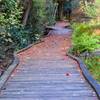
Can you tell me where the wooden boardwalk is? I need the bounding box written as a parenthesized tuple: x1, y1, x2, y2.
(0, 22, 98, 100)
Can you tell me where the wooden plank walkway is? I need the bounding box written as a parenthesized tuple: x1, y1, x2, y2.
(0, 21, 98, 100)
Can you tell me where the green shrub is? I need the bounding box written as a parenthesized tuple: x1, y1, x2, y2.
(71, 23, 100, 55)
(8, 26, 33, 50)
(0, 0, 22, 27)
(0, 0, 57, 51)
(0, 0, 22, 70)
(0, 0, 41, 51)
(84, 56, 100, 83)
(0, 29, 14, 70)
(72, 23, 93, 36)
(80, 0, 100, 18)
(0, 30, 12, 46)
(27, 0, 46, 36)
(83, 3, 97, 17)
(46, 0, 57, 25)
(27, 0, 57, 36)
(0, 0, 23, 49)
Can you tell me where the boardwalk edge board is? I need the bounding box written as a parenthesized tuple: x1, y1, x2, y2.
(0, 39, 44, 91)
(67, 53, 100, 99)
(0, 56, 19, 91)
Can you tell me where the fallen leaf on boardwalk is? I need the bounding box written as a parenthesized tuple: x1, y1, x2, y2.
(66, 72, 71, 76)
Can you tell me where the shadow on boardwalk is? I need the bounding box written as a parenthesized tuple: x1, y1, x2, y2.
(0, 21, 98, 100)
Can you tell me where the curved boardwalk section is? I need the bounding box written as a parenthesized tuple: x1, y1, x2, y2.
(0, 22, 98, 100)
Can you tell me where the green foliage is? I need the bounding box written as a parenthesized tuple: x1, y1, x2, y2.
(27, 0, 46, 36)
(9, 25, 40, 50)
(0, 0, 27, 50)
(0, 29, 12, 46)
(8, 26, 32, 50)
(71, 23, 100, 55)
(0, 0, 25, 70)
(0, 0, 43, 51)
(82, 3, 97, 17)
(84, 56, 100, 83)
(0, 0, 57, 71)
(80, 0, 100, 18)
(0, 28, 13, 60)
(72, 23, 92, 36)
(0, 0, 22, 26)
(46, 0, 57, 25)
(27, 0, 57, 36)
(0, 0, 57, 51)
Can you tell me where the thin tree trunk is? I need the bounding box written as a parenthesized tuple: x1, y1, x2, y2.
(22, 0, 32, 26)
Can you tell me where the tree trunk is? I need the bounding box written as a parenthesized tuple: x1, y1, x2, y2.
(22, 0, 32, 26)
